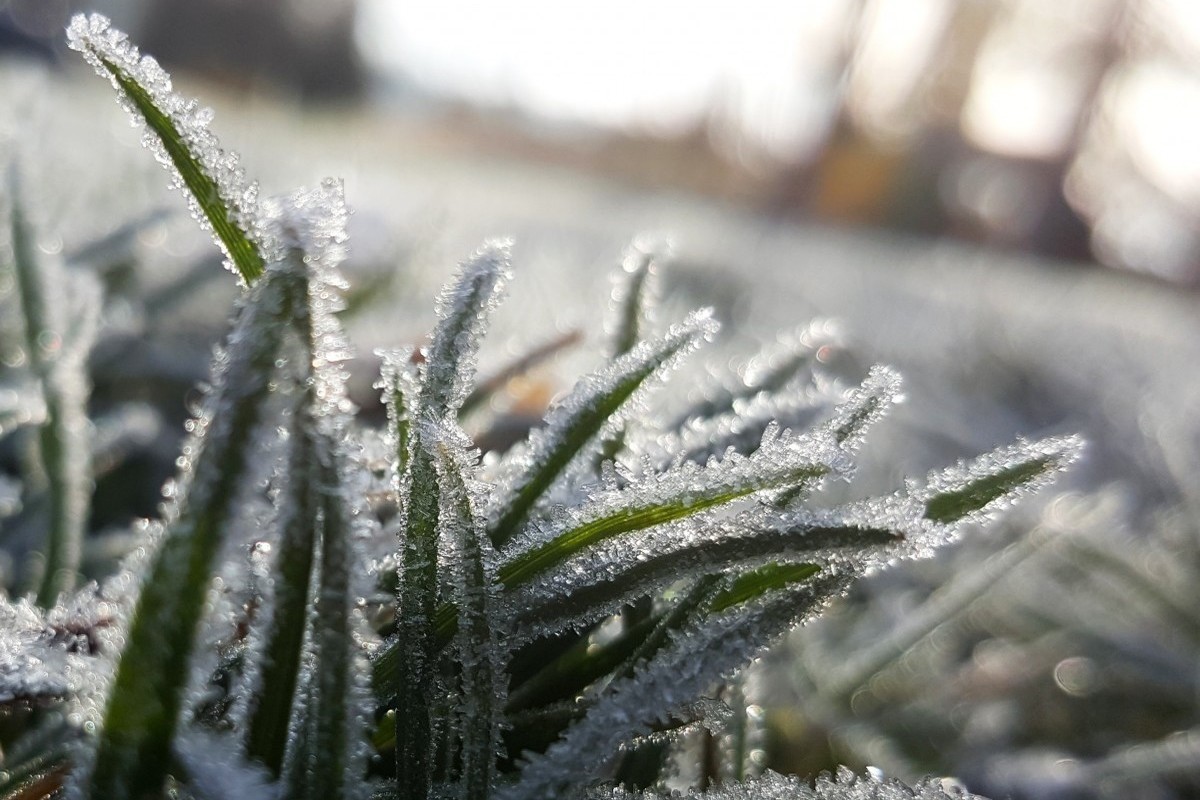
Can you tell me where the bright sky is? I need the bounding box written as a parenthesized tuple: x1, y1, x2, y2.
(356, 0, 850, 160)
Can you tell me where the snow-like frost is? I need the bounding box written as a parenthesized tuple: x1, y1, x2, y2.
(67, 13, 262, 283)
(173, 729, 281, 800)
(914, 434, 1084, 525)
(582, 766, 987, 798)
(421, 240, 512, 417)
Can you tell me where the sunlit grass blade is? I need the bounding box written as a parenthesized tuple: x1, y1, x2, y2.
(921, 435, 1083, 525)
(5, 166, 93, 607)
(512, 511, 883, 640)
(488, 310, 719, 549)
(708, 563, 822, 613)
(68, 14, 263, 284)
(497, 429, 841, 589)
(84, 262, 303, 800)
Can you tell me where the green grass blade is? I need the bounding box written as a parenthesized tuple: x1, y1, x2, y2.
(5, 167, 92, 607)
(922, 435, 1083, 525)
(489, 311, 718, 549)
(430, 427, 502, 797)
(84, 263, 302, 800)
(419, 241, 510, 417)
(68, 14, 264, 284)
(244, 427, 319, 777)
(708, 563, 821, 613)
(392, 433, 441, 800)
(283, 438, 359, 800)
(497, 433, 837, 589)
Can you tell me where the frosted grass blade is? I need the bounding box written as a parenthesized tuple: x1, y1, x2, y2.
(68, 14, 264, 284)
(429, 423, 503, 798)
(84, 260, 304, 800)
(5, 167, 94, 607)
(497, 427, 843, 590)
(393, 429, 441, 799)
(921, 435, 1083, 524)
(244, 427, 318, 776)
(499, 577, 849, 798)
(489, 310, 718, 548)
(512, 506, 885, 640)
(378, 349, 420, 505)
(708, 563, 822, 613)
(419, 241, 510, 418)
(283, 439, 360, 800)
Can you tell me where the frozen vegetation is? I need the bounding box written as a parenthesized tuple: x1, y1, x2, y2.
(0, 13, 1103, 800)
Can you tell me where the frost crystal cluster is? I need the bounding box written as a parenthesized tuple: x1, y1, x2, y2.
(0, 14, 1082, 800)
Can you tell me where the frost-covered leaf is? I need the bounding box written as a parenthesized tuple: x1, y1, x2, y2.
(243, 426, 319, 777)
(499, 577, 850, 798)
(497, 424, 846, 594)
(419, 240, 511, 418)
(428, 420, 504, 798)
(488, 310, 719, 549)
(67, 13, 264, 284)
(282, 436, 366, 800)
(919, 435, 1083, 525)
(83, 247, 306, 800)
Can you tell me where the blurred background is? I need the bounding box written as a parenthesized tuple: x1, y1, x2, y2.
(3, 0, 1200, 283)
(3, 2, 1200, 799)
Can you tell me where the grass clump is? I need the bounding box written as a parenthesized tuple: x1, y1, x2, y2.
(0, 14, 1081, 800)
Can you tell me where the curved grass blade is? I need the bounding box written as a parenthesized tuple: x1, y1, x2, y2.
(419, 241, 510, 418)
(488, 310, 719, 549)
(708, 562, 821, 614)
(498, 575, 850, 799)
(497, 428, 841, 590)
(68, 14, 264, 284)
(921, 435, 1083, 525)
(84, 260, 304, 800)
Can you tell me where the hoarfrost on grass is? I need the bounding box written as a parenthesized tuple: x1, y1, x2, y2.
(66, 13, 263, 283)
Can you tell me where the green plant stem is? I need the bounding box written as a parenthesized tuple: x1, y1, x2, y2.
(7, 169, 89, 607)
